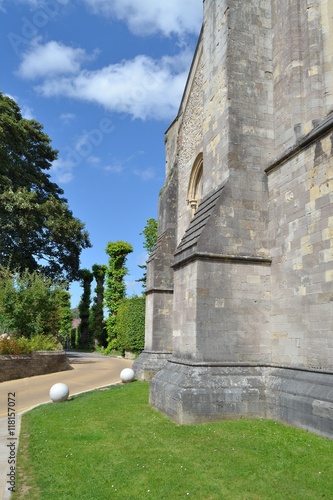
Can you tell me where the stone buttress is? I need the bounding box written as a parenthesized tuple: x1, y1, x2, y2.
(135, 0, 333, 437)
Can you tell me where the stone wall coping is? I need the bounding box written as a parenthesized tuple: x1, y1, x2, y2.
(172, 251, 272, 270)
(0, 350, 65, 359)
(168, 358, 333, 375)
(266, 112, 333, 173)
(145, 288, 174, 295)
(140, 350, 173, 355)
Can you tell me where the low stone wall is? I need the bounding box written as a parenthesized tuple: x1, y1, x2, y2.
(0, 350, 72, 382)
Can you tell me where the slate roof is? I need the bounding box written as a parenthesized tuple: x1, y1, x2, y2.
(175, 184, 224, 255)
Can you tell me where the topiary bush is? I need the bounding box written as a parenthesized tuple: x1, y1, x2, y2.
(115, 295, 145, 353)
(104, 241, 133, 345)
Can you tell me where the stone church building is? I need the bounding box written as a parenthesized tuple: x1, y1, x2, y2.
(133, 0, 333, 438)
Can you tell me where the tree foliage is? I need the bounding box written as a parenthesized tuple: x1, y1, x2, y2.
(104, 241, 133, 344)
(141, 218, 158, 253)
(90, 264, 107, 346)
(58, 290, 72, 342)
(78, 269, 93, 347)
(0, 92, 91, 281)
(0, 266, 70, 338)
(137, 218, 158, 289)
(115, 295, 145, 353)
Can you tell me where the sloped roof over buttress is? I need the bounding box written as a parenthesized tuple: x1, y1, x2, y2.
(174, 183, 225, 258)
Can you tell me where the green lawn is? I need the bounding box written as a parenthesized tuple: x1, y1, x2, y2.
(13, 382, 333, 499)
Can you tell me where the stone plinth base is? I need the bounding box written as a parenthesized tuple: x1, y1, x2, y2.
(150, 360, 267, 424)
(267, 367, 333, 439)
(150, 360, 333, 437)
(132, 351, 171, 381)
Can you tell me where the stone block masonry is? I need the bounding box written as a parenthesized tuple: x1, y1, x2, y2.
(134, 0, 333, 438)
(0, 351, 71, 382)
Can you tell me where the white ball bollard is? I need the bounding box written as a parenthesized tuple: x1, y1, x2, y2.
(49, 383, 70, 402)
(120, 368, 135, 383)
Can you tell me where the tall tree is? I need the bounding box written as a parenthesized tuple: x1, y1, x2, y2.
(90, 264, 107, 347)
(0, 266, 69, 338)
(58, 290, 72, 348)
(104, 241, 133, 345)
(137, 218, 158, 289)
(0, 92, 91, 281)
(78, 269, 93, 348)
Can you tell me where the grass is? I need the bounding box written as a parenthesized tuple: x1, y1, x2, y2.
(13, 382, 333, 499)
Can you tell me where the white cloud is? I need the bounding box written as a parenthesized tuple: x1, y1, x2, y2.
(74, 131, 91, 154)
(83, 0, 202, 37)
(8, 0, 69, 6)
(125, 279, 142, 295)
(133, 167, 155, 181)
(36, 50, 193, 120)
(59, 112, 76, 124)
(17, 40, 88, 80)
(50, 158, 75, 184)
(51, 123, 117, 183)
(104, 164, 124, 174)
(21, 103, 34, 119)
(86, 155, 101, 165)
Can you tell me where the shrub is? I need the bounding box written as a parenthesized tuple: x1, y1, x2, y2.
(104, 338, 119, 354)
(27, 334, 59, 351)
(0, 334, 59, 355)
(115, 295, 145, 353)
(0, 335, 30, 355)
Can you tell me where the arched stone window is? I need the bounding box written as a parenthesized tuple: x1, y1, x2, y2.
(187, 153, 203, 215)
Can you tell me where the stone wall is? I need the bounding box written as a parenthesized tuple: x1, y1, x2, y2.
(0, 350, 71, 382)
(267, 120, 333, 370)
(135, 0, 333, 437)
(272, 0, 333, 155)
(267, 367, 333, 439)
(176, 42, 203, 244)
(132, 111, 179, 379)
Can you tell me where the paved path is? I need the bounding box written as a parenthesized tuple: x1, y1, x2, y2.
(0, 352, 133, 499)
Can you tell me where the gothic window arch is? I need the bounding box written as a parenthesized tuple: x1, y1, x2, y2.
(187, 153, 203, 215)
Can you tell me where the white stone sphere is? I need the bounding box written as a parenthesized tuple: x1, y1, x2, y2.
(49, 383, 70, 402)
(120, 368, 135, 383)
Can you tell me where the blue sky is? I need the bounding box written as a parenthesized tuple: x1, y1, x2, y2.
(0, 0, 202, 307)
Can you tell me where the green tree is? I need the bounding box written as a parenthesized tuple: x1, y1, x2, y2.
(0, 92, 91, 281)
(78, 269, 93, 348)
(0, 266, 68, 338)
(141, 218, 158, 253)
(90, 264, 107, 347)
(104, 241, 133, 346)
(137, 218, 158, 289)
(58, 290, 72, 347)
